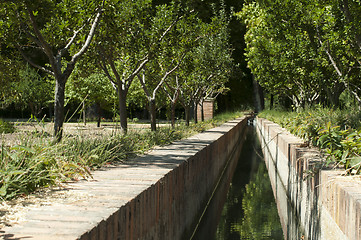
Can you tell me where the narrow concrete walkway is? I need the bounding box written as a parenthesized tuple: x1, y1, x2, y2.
(0, 119, 244, 240)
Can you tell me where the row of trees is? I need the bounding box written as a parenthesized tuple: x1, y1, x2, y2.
(0, 0, 235, 141)
(239, 0, 361, 110)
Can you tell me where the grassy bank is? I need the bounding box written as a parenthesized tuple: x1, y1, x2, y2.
(0, 111, 246, 200)
(258, 108, 361, 175)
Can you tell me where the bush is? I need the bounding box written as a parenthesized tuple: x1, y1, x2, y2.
(259, 108, 361, 174)
(0, 119, 15, 134)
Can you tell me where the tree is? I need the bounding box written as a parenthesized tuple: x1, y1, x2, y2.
(174, 7, 233, 124)
(0, 53, 22, 111)
(313, 0, 361, 107)
(239, 0, 361, 110)
(97, 0, 182, 133)
(66, 65, 116, 127)
(192, 7, 233, 121)
(137, 7, 198, 131)
(11, 65, 53, 118)
(1, 0, 105, 141)
(239, 1, 325, 109)
(138, 60, 182, 131)
(162, 74, 181, 127)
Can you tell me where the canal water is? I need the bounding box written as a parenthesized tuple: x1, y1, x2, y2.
(191, 126, 284, 240)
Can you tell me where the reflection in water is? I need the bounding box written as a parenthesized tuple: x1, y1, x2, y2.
(232, 164, 283, 239)
(190, 127, 284, 240)
(214, 127, 284, 240)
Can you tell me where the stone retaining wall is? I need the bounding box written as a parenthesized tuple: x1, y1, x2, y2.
(256, 117, 361, 240)
(1, 117, 248, 240)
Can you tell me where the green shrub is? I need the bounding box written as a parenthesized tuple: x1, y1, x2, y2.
(0, 119, 15, 134)
(259, 108, 361, 174)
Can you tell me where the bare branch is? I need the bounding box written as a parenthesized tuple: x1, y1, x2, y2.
(108, 57, 122, 86)
(26, 7, 55, 61)
(59, 9, 98, 57)
(162, 85, 172, 99)
(157, 14, 185, 44)
(98, 59, 118, 90)
(137, 73, 151, 98)
(153, 55, 184, 99)
(127, 57, 150, 89)
(316, 30, 343, 77)
(57, 25, 85, 59)
(70, 8, 103, 65)
(349, 82, 361, 92)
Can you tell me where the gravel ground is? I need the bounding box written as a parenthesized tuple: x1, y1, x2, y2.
(1, 121, 172, 146)
(0, 184, 92, 228)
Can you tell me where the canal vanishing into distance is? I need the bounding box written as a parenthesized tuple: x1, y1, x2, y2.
(191, 125, 285, 240)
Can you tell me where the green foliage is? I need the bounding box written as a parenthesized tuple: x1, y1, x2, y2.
(212, 110, 245, 122)
(13, 65, 53, 116)
(66, 70, 117, 114)
(237, 164, 283, 239)
(0, 120, 15, 134)
(127, 79, 148, 109)
(239, 0, 361, 109)
(0, 55, 21, 105)
(1, 0, 100, 52)
(259, 108, 361, 174)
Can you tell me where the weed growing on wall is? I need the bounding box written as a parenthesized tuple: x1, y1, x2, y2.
(259, 108, 361, 174)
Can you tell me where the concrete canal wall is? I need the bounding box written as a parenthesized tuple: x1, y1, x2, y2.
(1, 117, 248, 240)
(256, 117, 361, 240)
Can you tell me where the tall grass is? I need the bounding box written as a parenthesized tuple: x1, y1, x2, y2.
(0, 111, 246, 200)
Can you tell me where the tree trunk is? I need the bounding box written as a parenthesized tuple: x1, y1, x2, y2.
(83, 101, 86, 126)
(54, 78, 66, 142)
(149, 98, 157, 131)
(200, 100, 204, 122)
(193, 101, 198, 124)
(118, 88, 128, 133)
(171, 101, 176, 128)
(96, 102, 101, 128)
(48, 103, 53, 119)
(185, 105, 190, 126)
(270, 94, 274, 110)
(29, 102, 36, 118)
(326, 82, 345, 108)
(252, 75, 264, 113)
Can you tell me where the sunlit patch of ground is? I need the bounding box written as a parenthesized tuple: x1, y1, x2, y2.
(0, 185, 92, 228)
(1, 121, 172, 146)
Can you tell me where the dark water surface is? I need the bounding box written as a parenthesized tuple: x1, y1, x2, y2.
(191, 126, 284, 240)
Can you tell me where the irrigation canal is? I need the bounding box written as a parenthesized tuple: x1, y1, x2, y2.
(190, 125, 285, 240)
(1, 117, 357, 239)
